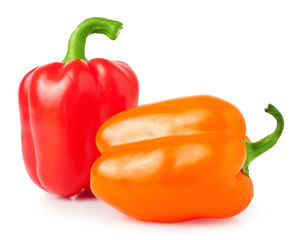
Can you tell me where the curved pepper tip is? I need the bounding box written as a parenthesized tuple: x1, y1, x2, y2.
(62, 17, 123, 64)
(242, 103, 284, 176)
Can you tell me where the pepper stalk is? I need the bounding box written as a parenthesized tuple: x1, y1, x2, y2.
(242, 104, 284, 176)
(62, 17, 123, 64)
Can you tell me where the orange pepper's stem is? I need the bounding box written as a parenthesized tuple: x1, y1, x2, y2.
(242, 104, 284, 176)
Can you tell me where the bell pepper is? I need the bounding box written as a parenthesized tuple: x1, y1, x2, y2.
(91, 95, 283, 222)
(18, 17, 139, 197)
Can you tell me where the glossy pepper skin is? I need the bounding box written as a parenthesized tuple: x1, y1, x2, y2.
(91, 95, 283, 222)
(18, 18, 139, 197)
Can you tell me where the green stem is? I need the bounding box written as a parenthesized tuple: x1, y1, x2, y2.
(62, 17, 123, 64)
(242, 104, 284, 176)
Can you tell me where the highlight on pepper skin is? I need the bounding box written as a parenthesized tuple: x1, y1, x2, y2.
(91, 95, 284, 222)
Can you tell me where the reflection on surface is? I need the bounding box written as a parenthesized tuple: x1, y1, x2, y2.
(174, 144, 210, 168)
(99, 149, 164, 179)
(103, 110, 212, 146)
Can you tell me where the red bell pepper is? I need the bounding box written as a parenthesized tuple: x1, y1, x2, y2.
(18, 17, 139, 197)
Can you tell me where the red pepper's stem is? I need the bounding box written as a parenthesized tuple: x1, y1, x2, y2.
(62, 17, 123, 64)
(242, 104, 284, 176)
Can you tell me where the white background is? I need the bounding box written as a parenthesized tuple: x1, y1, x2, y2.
(1, 0, 297, 239)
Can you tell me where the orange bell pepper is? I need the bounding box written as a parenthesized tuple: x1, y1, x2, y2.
(91, 95, 284, 222)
